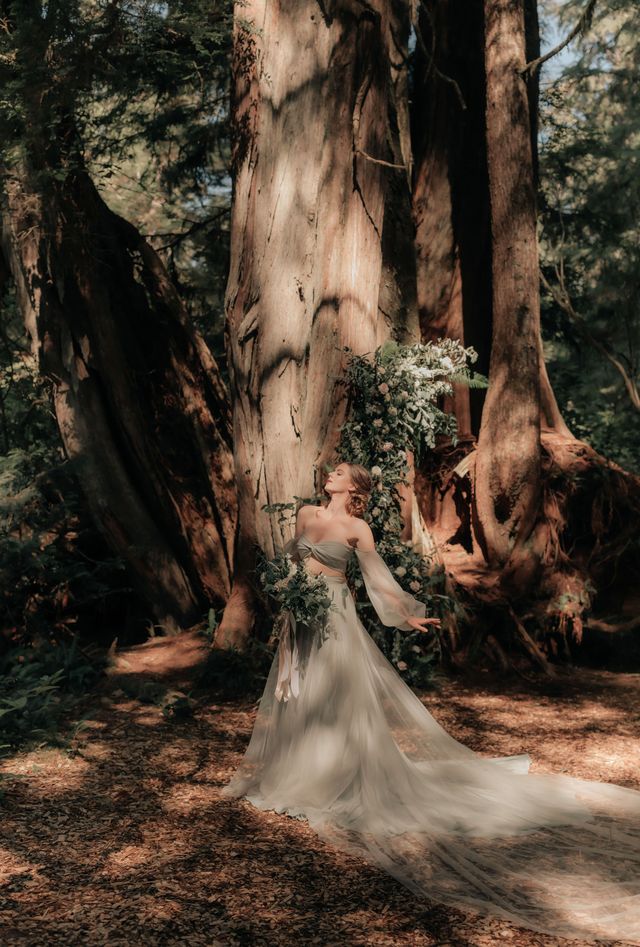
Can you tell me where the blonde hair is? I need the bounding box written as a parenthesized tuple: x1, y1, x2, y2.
(344, 463, 373, 519)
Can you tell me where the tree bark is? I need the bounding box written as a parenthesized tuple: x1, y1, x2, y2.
(1, 168, 236, 632)
(220, 0, 396, 648)
(411, 0, 488, 541)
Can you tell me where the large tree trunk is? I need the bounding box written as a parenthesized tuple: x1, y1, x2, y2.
(411, 0, 489, 542)
(0, 2, 237, 633)
(473, 0, 542, 579)
(1, 167, 236, 632)
(408, 0, 640, 669)
(219, 0, 397, 648)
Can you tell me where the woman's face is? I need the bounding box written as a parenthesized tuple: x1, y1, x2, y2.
(324, 463, 354, 497)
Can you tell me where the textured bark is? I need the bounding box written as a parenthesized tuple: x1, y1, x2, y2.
(1, 171, 236, 630)
(411, 0, 488, 542)
(413, 0, 494, 440)
(220, 0, 396, 648)
(377, 0, 420, 345)
(474, 0, 542, 575)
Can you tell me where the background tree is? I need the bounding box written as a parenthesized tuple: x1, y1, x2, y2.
(1, 0, 236, 633)
(407, 0, 640, 669)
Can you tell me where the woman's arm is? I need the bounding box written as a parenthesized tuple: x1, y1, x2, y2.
(283, 504, 316, 554)
(353, 520, 440, 633)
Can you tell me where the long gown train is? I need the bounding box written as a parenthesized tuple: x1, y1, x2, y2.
(221, 534, 640, 944)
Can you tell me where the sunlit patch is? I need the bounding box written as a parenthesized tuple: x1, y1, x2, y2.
(146, 742, 202, 777)
(161, 783, 214, 816)
(0, 747, 91, 794)
(100, 844, 157, 874)
(131, 706, 164, 726)
(0, 848, 42, 884)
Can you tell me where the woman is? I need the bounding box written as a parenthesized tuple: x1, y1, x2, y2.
(222, 463, 640, 943)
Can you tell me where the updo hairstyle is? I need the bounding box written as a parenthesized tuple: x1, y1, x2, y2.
(343, 463, 372, 519)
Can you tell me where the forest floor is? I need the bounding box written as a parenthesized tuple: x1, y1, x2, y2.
(0, 630, 638, 947)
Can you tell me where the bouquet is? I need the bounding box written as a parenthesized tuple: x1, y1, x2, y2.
(257, 548, 336, 701)
(259, 550, 334, 634)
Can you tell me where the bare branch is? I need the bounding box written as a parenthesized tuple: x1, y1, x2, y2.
(355, 148, 406, 170)
(540, 268, 640, 412)
(414, 1, 467, 111)
(521, 0, 597, 78)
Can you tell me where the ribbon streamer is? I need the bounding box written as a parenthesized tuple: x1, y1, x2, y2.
(274, 609, 300, 702)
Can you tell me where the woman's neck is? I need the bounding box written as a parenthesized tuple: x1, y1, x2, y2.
(323, 495, 348, 516)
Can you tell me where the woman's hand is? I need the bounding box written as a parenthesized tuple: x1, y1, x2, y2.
(405, 615, 441, 633)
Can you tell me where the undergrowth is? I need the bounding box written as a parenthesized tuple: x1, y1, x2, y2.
(0, 634, 106, 757)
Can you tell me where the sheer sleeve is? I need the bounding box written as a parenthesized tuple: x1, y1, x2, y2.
(283, 536, 298, 556)
(355, 547, 426, 631)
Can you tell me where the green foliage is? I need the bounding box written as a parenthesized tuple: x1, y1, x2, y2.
(256, 548, 334, 628)
(539, 0, 640, 471)
(335, 340, 483, 682)
(0, 447, 130, 640)
(0, 287, 55, 455)
(340, 338, 485, 477)
(0, 635, 105, 754)
(0, 0, 233, 374)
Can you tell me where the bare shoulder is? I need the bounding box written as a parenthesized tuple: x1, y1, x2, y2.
(297, 504, 321, 528)
(350, 517, 375, 552)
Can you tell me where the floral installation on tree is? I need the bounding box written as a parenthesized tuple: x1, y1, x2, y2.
(336, 339, 486, 686)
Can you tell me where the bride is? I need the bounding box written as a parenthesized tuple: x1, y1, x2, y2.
(221, 462, 640, 944)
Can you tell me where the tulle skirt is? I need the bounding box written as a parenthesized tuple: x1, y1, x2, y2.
(221, 573, 640, 943)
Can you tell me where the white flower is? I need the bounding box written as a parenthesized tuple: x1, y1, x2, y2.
(397, 660, 408, 670)
(400, 390, 410, 399)
(388, 406, 398, 416)
(382, 441, 393, 451)
(394, 566, 407, 577)
(370, 465, 382, 478)
(441, 356, 454, 371)
(371, 506, 381, 516)
(378, 367, 386, 375)
(409, 580, 421, 592)
(378, 382, 389, 394)
(373, 418, 383, 428)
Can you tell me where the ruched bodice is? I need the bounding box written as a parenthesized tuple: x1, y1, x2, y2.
(284, 533, 355, 573)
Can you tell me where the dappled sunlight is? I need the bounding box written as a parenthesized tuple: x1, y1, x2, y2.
(0, 847, 42, 885)
(0, 746, 92, 795)
(161, 784, 215, 817)
(146, 741, 203, 777)
(100, 844, 159, 875)
(130, 705, 165, 726)
(0, 667, 636, 945)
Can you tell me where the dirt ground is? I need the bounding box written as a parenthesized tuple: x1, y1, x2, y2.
(0, 631, 638, 947)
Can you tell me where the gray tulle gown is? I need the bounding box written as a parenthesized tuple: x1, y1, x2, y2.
(221, 533, 640, 944)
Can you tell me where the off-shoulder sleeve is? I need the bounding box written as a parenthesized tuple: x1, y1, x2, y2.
(355, 548, 426, 631)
